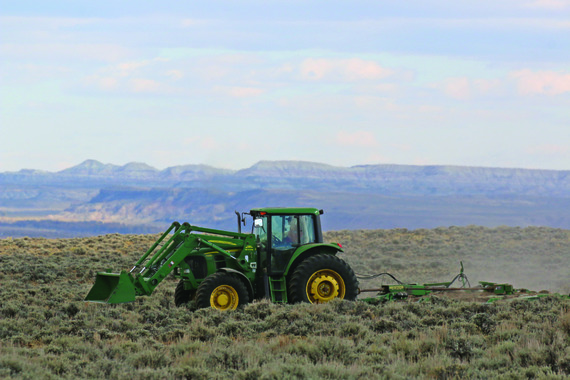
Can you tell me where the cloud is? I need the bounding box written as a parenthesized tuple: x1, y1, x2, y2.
(433, 77, 502, 100)
(84, 76, 118, 90)
(431, 70, 570, 100)
(214, 86, 264, 98)
(83, 74, 181, 95)
(510, 69, 570, 95)
(1, 43, 132, 63)
(130, 78, 162, 93)
(524, 0, 570, 10)
(108, 58, 169, 77)
(473, 78, 502, 94)
(1, 15, 100, 28)
(391, 143, 412, 152)
(364, 153, 390, 163)
(180, 18, 213, 28)
(0, 63, 71, 85)
(80, 58, 181, 95)
(526, 144, 569, 155)
(299, 58, 393, 82)
(336, 131, 379, 147)
(199, 137, 218, 150)
(182, 136, 227, 150)
(82, 74, 177, 95)
(442, 77, 471, 100)
(165, 70, 184, 80)
(115, 61, 150, 76)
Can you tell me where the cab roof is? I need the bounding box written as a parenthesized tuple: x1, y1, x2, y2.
(250, 207, 323, 215)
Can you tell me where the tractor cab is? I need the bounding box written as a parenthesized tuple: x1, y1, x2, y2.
(243, 207, 357, 304)
(248, 208, 324, 276)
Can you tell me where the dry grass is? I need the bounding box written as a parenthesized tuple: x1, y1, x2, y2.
(0, 228, 569, 378)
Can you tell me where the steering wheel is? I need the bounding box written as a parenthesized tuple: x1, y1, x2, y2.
(272, 235, 282, 246)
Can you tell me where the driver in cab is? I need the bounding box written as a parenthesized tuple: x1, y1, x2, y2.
(283, 219, 299, 246)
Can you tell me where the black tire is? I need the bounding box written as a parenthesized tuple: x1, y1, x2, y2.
(196, 272, 250, 310)
(289, 254, 358, 304)
(174, 279, 196, 307)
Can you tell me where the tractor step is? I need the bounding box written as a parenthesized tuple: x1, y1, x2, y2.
(269, 276, 288, 303)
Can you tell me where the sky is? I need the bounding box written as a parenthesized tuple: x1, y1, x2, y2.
(1, 0, 570, 172)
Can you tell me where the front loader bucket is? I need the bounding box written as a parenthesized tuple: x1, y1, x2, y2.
(85, 270, 136, 304)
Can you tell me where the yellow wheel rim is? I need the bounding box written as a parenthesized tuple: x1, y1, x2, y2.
(306, 269, 346, 303)
(210, 285, 239, 310)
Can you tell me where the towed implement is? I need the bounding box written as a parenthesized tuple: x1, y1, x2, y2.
(86, 208, 359, 309)
(357, 263, 570, 304)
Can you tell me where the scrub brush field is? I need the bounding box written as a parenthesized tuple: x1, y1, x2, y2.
(1, 227, 569, 379)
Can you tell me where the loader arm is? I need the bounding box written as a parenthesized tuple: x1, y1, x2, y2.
(85, 222, 255, 304)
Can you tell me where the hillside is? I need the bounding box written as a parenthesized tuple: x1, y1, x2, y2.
(0, 227, 569, 378)
(1, 160, 569, 237)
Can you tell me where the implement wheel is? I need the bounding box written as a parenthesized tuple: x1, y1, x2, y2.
(174, 280, 196, 307)
(289, 254, 359, 304)
(196, 272, 249, 311)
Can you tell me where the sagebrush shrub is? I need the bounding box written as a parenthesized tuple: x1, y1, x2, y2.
(0, 232, 569, 379)
(471, 312, 496, 334)
(558, 310, 570, 337)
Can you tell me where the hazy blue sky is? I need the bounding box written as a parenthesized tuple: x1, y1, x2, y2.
(1, 0, 569, 172)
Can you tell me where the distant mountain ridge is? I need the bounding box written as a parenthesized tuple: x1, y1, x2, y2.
(4, 159, 569, 194)
(1, 160, 569, 237)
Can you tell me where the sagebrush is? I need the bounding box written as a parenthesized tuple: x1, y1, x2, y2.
(0, 227, 569, 379)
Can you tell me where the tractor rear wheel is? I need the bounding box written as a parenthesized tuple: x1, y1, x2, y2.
(196, 272, 249, 310)
(289, 254, 358, 304)
(174, 280, 197, 307)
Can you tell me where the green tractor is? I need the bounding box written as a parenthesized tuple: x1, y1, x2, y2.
(85, 207, 359, 310)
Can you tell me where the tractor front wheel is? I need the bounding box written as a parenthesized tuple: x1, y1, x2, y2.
(289, 254, 358, 304)
(196, 272, 249, 311)
(174, 280, 197, 307)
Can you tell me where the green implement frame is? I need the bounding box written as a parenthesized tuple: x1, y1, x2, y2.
(359, 281, 519, 304)
(357, 262, 570, 304)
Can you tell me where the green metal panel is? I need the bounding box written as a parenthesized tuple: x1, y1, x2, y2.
(480, 281, 515, 295)
(283, 243, 343, 275)
(250, 207, 322, 216)
(85, 271, 137, 304)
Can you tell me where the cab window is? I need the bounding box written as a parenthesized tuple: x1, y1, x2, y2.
(269, 214, 316, 274)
